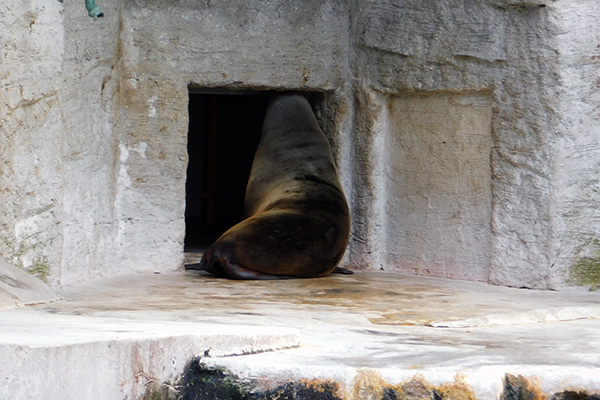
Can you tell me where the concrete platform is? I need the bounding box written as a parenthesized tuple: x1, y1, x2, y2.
(1, 271, 600, 399)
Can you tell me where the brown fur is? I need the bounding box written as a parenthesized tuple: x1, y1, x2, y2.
(188, 94, 351, 279)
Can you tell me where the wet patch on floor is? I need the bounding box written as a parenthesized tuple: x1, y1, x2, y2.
(48, 271, 600, 329)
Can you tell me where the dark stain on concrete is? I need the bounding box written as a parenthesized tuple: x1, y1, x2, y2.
(258, 381, 342, 400)
(143, 358, 342, 400)
(143, 361, 600, 400)
(550, 391, 600, 400)
(501, 374, 600, 400)
(501, 374, 544, 400)
(176, 359, 250, 399)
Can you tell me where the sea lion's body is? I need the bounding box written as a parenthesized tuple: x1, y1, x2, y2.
(188, 94, 351, 280)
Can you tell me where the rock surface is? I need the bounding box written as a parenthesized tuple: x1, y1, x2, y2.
(0, 256, 60, 310)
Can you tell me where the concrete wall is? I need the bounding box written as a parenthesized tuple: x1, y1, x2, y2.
(347, 0, 600, 289)
(383, 93, 493, 281)
(0, 0, 598, 289)
(0, 0, 353, 287)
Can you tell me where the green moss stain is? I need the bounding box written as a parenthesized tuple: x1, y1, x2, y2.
(26, 255, 51, 282)
(570, 257, 600, 290)
(570, 239, 600, 291)
(1, 232, 52, 283)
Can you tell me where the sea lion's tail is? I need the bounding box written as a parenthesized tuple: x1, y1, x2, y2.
(332, 267, 353, 275)
(184, 249, 229, 278)
(186, 244, 290, 280)
(184, 263, 203, 271)
(184, 248, 212, 271)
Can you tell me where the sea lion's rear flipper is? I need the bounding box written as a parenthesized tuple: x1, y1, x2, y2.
(332, 267, 353, 275)
(222, 262, 291, 280)
(184, 260, 230, 278)
(184, 263, 203, 270)
(184, 249, 229, 278)
(187, 247, 290, 280)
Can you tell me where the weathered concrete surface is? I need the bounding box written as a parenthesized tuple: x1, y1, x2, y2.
(550, 2, 600, 291)
(0, 256, 59, 310)
(379, 93, 493, 281)
(1, 271, 599, 399)
(1, 0, 599, 290)
(346, 0, 600, 289)
(0, 311, 299, 399)
(0, 0, 353, 288)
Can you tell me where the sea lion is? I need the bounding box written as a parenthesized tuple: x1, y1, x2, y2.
(186, 93, 351, 279)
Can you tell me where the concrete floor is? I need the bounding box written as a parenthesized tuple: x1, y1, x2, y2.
(1, 270, 600, 399)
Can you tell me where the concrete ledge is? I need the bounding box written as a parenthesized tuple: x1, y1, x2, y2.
(200, 358, 600, 400)
(0, 313, 299, 399)
(1, 271, 599, 399)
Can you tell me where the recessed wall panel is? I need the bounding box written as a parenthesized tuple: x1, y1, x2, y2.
(385, 93, 492, 281)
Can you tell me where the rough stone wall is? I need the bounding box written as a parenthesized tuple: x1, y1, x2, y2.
(488, 2, 563, 289)
(549, 1, 600, 289)
(111, 0, 353, 288)
(346, 0, 600, 289)
(0, 0, 353, 287)
(383, 93, 493, 281)
(0, 0, 160, 286)
(348, 0, 550, 284)
(1, 0, 67, 284)
(1, 0, 598, 289)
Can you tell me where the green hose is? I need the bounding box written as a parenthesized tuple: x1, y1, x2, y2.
(85, 0, 104, 19)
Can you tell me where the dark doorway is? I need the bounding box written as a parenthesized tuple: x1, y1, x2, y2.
(185, 91, 269, 250)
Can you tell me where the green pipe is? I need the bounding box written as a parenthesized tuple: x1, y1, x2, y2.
(85, 0, 104, 19)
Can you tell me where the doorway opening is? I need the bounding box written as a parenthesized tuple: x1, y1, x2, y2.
(185, 91, 268, 250)
(185, 88, 327, 253)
